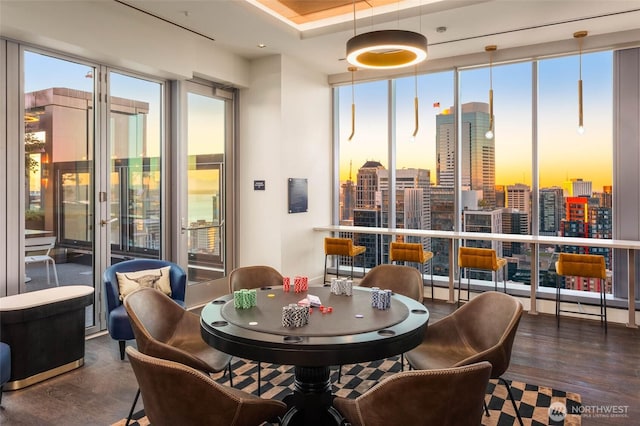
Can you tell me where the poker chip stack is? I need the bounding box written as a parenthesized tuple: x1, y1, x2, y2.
(371, 288, 391, 310)
(283, 276, 291, 292)
(345, 279, 353, 296)
(294, 275, 309, 293)
(282, 303, 310, 327)
(330, 278, 353, 296)
(370, 287, 380, 307)
(233, 289, 257, 309)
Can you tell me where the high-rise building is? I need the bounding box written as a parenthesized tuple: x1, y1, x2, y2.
(539, 187, 564, 236)
(506, 183, 531, 215)
(436, 102, 496, 208)
(462, 208, 504, 280)
(560, 196, 612, 259)
(562, 178, 592, 197)
(340, 164, 356, 222)
(356, 160, 384, 208)
(502, 208, 529, 257)
(353, 209, 382, 269)
(595, 185, 613, 209)
(430, 186, 454, 276)
(355, 167, 432, 266)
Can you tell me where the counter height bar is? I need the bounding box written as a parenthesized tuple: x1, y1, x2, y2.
(314, 225, 640, 328)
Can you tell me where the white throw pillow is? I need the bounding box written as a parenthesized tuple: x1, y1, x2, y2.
(116, 266, 172, 301)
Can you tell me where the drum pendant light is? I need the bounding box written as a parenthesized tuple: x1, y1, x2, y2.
(346, 1, 427, 70)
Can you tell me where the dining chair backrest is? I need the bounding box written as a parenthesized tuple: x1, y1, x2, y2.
(333, 361, 492, 426)
(125, 347, 287, 426)
(124, 287, 225, 373)
(359, 264, 423, 302)
(228, 265, 283, 292)
(25, 236, 56, 255)
(452, 291, 523, 377)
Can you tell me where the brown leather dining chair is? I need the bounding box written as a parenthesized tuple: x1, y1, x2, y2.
(359, 264, 424, 303)
(337, 264, 424, 381)
(123, 287, 233, 425)
(126, 347, 287, 426)
(228, 265, 284, 395)
(405, 291, 524, 426)
(333, 361, 492, 426)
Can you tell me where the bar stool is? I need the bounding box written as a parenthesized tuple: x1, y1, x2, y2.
(323, 237, 366, 283)
(389, 242, 435, 300)
(555, 253, 607, 332)
(458, 247, 507, 307)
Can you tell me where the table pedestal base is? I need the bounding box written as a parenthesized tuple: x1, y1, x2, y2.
(281, 366, 343, 426)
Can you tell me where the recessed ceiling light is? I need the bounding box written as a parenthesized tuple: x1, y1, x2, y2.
(257, 43, 267, 48)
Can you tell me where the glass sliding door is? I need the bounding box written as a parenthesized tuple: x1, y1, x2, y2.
(176, 80, 234, 304)
(23, 50, 98, 330)
(184, 89, 227, 282)
(108, 72, 163, 262)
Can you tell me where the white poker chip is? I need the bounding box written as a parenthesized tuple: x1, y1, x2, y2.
(355, 314, 364, 318)
(249, 321, 258, 326)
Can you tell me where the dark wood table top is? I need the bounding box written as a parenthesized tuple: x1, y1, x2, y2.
(200, 285, 429, 366)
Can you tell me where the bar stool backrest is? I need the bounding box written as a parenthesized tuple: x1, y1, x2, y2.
(556, 253, 606, 279)
(458, 247, 499, 271)
(389, 242, 426, 264)
(325, 237, 355, 256)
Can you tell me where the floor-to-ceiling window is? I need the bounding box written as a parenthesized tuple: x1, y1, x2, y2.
(108, 71, 164, 261)
(538, 51, 613, 294)
(2, 41, 169, 333)
(22, 50, 99, 330)
(395, 71, 455, 278)
(334, 50, 619, 303)
(459, 61, 533, 285)
(174, 80, 236, 306)
(336, 80, 388, 271)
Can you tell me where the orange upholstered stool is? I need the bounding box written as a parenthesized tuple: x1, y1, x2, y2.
(555, 253, 608, 332)
(458, 247, 507, 306)
(389, 242, 435, 300)
(324, 237, 366, 283)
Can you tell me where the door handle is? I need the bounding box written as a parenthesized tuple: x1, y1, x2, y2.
(100, 217, 118, 226)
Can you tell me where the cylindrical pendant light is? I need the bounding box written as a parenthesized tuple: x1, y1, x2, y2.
(348, 66, 357, 141)
(485, 45, 497, 140)
(412, 65, 419, 139)
(574, 31, 587, 135)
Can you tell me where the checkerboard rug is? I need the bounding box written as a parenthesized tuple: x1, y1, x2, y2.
(114, 356, 581, 426)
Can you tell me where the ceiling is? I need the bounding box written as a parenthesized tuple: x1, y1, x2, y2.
(120, 0, 640, 76)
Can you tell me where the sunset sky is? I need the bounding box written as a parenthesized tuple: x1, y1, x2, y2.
(338, 50, 613, 192)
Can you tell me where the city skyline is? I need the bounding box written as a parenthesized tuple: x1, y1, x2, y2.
(338, 50, 613, 190)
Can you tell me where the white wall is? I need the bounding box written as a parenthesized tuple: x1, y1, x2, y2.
(0, 0, 249, 87)
(238, 55, 332, 282)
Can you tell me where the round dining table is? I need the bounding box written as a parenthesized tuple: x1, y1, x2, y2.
(200, 285, 429, 426)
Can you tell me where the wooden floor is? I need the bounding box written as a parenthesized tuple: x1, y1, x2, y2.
(0, 298, 638, 425)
